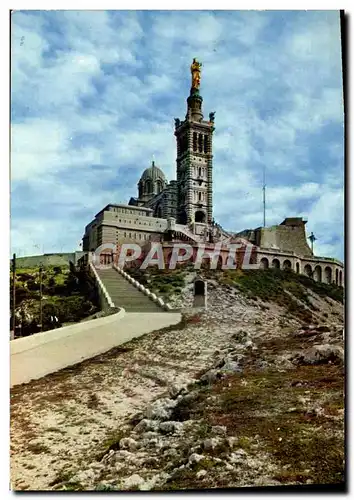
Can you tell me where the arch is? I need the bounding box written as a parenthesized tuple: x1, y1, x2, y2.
(195, 210, 206, 223)
(335, 269, 339, 285)
(193, 132, 197, 152)
(272, 258, 280, 269)
(179, 210, 188, 225)
(314, 265, 322, 282)
(296, 262, 300, 273)
(138, 182, 143, 198)
(194, 279, 206, 296)
(145, 180, 153, 194)
(216, 255, 224, 270)
(154, 204, 163, 218)
(339, 270, 343, 287)
(204, 135, 208, 153)
(283, 259, 292, 270)
(304, 264, 312, 277)
(324, 266, 332, 284)
(260, 257, 269, 270)
(156, 180, 163, 194)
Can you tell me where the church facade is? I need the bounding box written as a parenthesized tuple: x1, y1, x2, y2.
(82, 59, 344, 287)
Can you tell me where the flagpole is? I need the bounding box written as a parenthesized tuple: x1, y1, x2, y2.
(262, 164, 266, 228)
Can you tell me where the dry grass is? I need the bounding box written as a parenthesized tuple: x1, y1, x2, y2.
(169, 364, 344, 486)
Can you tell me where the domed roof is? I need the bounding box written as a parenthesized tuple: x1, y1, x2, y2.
(140, 161, 166, 183)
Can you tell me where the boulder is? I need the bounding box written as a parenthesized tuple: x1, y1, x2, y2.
(159, 421, 183, 434)
(292, 344, 344, 365)
(119, 437, 139, 451)
(211, 425, 227, 436)
(122, 474, 146, 490)
(134, 419, 159, 433)
(188, 453, 205, 465)
(146, 398, 177, 421)
(203, 437, 223, 452)
(200, 369, 222, 385)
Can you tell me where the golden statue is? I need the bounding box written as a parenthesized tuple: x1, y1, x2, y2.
(191, 58, 202, 89)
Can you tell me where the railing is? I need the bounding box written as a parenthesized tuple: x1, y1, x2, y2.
(89, 262, 115, 309)
(174, 224, 203, 243)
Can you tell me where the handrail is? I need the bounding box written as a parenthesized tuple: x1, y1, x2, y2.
(89, 262, 115, 308)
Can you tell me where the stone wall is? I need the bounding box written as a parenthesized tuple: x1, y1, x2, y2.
(256, 250, 344, 287)
(83, 205, 169, 250)
(256, 219, 313, 257)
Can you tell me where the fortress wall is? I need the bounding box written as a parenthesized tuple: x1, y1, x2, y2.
(259, 224, 313, 257)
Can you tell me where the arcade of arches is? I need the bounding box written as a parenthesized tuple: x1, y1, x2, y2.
(258, 256, 343, 286)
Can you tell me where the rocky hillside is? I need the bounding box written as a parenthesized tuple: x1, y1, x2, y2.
(10, 268, 344, 491)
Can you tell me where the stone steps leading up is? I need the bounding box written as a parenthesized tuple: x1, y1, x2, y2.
(96, 268, 163, 313)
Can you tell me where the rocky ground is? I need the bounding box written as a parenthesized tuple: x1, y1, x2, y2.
(10, 272, 344, 491)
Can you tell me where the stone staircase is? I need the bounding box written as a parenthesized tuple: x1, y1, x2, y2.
(174, 223, 203, 243)
(95, 267, 163, 313)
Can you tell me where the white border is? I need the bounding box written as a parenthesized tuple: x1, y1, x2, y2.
(4, 5, 350, 499)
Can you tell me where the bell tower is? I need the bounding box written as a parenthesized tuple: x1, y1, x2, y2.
(174, 58, 215, 227)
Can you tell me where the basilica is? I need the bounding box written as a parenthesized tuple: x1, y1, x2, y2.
(82, 59, 344, 287)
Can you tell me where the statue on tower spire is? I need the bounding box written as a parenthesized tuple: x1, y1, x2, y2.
(191, 58, 202, 90)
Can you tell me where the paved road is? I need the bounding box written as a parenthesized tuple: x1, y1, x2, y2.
(10, 311, 181, 387)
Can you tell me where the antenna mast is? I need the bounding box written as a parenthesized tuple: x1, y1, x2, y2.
(262, 164, 266, 227)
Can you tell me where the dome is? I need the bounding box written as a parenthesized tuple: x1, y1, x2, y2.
(140, 161, 166, 183)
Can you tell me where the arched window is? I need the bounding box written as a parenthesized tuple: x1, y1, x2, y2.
(145, 180, 152, 194)
(283, 260, 292, 270)
(198, 167, 202, 177)
(193, 132, 197, 152)
(296, 262, 300, 273)
(156, 180, 163, 194)
(155, 204, 162, 218)
(272, 259, 280, 269)
(198, 134, 203, 153)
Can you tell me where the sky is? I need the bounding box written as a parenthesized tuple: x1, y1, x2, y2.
(10, 10, 344, 260)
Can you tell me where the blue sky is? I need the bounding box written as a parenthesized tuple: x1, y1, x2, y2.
(11, 10, 344, 260)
